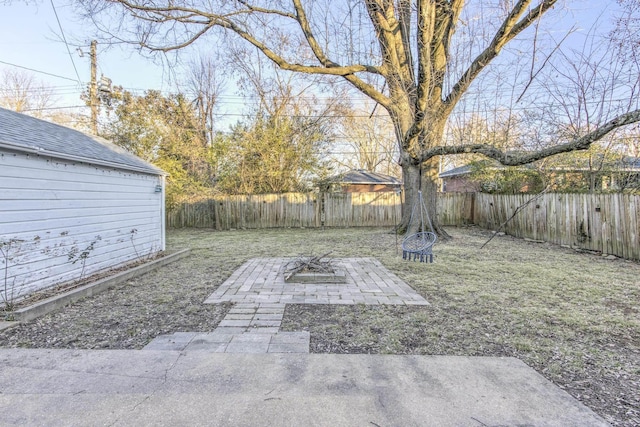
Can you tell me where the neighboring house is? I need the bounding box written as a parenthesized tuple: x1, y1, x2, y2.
(440, 156, 640, 193)
(0, 107, 166, 301)
(613, 156, 640, 190)
(546, 156, 640, 192)
(439, 165, 480, 193)
(319, 169, 402, 193)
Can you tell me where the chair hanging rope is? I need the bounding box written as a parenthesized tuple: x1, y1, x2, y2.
(402, 191, 437, 263)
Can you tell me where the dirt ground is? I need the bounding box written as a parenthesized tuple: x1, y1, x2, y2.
(0, 226, 638, 426)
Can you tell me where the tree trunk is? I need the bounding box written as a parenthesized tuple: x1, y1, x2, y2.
(392, 106, 450, 239)
(399, 158, 451, 239)
(400, 161, 421, 234)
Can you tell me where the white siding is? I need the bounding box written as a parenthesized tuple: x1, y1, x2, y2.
(0, 149, 164, 301)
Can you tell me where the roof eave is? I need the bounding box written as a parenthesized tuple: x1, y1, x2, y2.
(0, 140, 167, 176)
(341, 181, 402, 185)
(439, 171, 471, 178)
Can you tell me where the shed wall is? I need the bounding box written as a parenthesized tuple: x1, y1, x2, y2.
(0, 149, 164, 301)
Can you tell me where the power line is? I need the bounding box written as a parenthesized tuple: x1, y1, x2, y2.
(0, 60, 79, 82)
(49, 0, 82, 85)
(20, 105, 87, 112)
(0, 86, 79, 95)
(17, 97, 638, 119)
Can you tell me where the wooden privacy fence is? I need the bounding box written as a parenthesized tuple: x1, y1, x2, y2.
(167, 192, 407, 230)
(167, 193, 319, 229)
(323, 192, 403, 227)
(167, 192, 639, 260)
(436, 192, 475, 225)
(473, 193, 640, 261)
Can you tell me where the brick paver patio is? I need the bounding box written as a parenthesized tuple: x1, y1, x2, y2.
(204, 257, 428, 306)
(145, 257, 428, 353)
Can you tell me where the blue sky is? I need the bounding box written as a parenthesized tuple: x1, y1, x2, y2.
(0, 1, 622, 117)
(0, 1, 169, 109)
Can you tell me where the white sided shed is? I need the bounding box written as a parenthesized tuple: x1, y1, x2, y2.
(0, 107, 166, 301)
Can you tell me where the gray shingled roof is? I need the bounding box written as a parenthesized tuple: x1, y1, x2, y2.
(440, 157, 640, 177)
(328, 169, 402, 185)
(621, 156, 640, 170)
(0, 107, 164, 175)
(438, 165, 473, 178)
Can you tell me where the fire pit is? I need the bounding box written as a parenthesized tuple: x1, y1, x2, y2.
(283, 253, 347, 284)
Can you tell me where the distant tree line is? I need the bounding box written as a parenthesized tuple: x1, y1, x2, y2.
(98, 87, 335, 208)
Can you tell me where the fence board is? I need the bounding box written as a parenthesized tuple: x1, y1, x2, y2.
(438, 193, 475, 225)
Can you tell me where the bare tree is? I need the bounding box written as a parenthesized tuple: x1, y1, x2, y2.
(210, 49, 343, 193)
(79, 0, 640, 234)
(228, 43, 347, 123)
(0, 69, 55, 117)
(46, 110, 93, 133)
(337, 104, 400, 177)
(184, 55, 225, 146)
(611, 0, 640, 65)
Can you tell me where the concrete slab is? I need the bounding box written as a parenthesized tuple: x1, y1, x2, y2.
(224, 341, 270, 353)
(218, 319, 252, 327)
(224, 314, 255, 320)
(142, 332, 197, 351)
(250, 320, 281, 327)
(267, 342, 309, 353)
(147, 330, 312, 354)
(270, 332, 311, 344)
(210, 326, 248, 334)
(185, 337, 231, 351)
(246, 326, 280, 334)
(191, 332, 235, 343)
(230, 334, 272, 343)
(185, 341, 227, 352)
(0, 349, 608, 427)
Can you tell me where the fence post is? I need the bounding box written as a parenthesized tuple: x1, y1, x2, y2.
(320, 192, 326, 230)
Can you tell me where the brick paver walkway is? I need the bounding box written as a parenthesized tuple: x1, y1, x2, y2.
(145, 258, 428, 353)
(144, 303, 310, 353)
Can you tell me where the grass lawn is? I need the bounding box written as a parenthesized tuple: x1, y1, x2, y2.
(1, 226, 638, 426)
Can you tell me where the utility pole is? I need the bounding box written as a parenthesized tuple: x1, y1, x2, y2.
(89, 40, 98, 135)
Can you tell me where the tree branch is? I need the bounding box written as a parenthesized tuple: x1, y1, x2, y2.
(431, 0, 464, 89)
(235, 0, 297, 19)
(397, 0, 415, 83)
(291, 0, 336, 68)
(418, 109, 640, 164)
(403, 0, 464, 146)
(290, 0, 391, 108)
(403, 1, 436, 145)
(444, 0, 557, 110)
(112, 0, 391, 107)
(364, 1, 414, 105)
